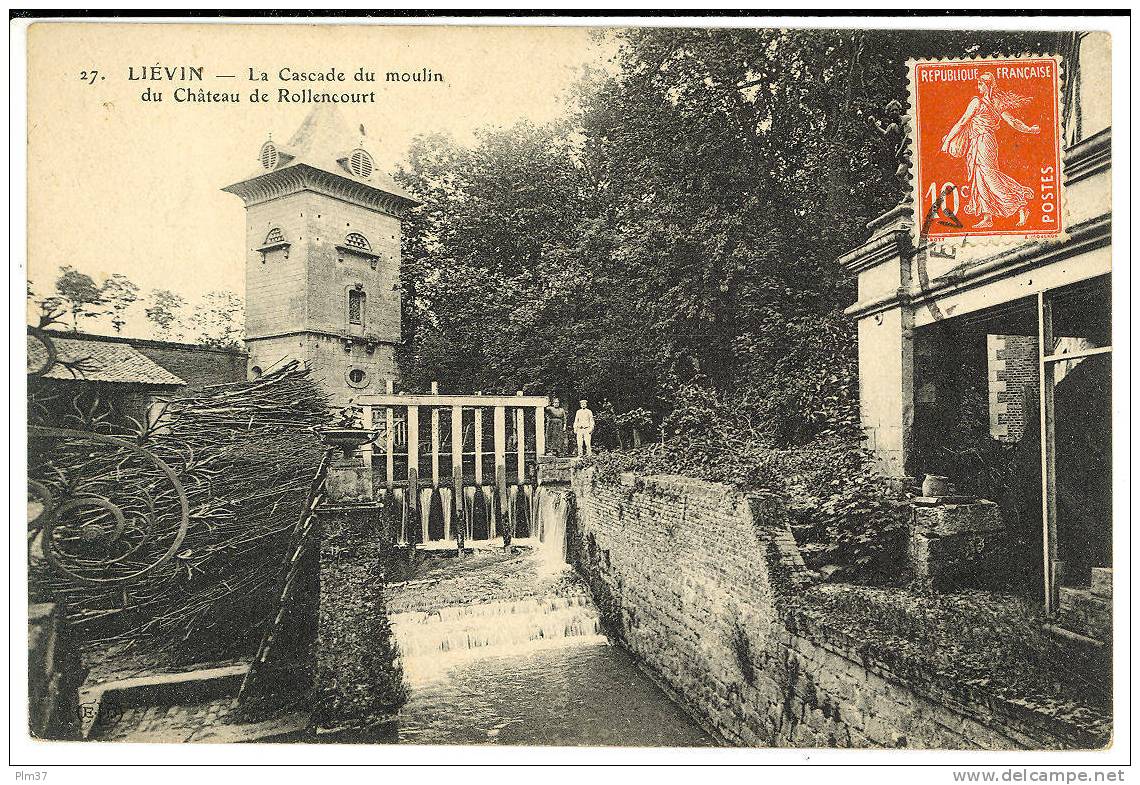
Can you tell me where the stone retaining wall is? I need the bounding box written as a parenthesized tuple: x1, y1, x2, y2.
(567, 468, 1094, 749)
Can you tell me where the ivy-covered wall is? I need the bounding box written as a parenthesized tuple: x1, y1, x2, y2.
(314, 508, 404, 739)
(567, 468, 1098, 749)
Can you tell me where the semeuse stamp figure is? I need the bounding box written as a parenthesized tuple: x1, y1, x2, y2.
(941, 72, 1040, 228)
(910, 55, 1064, 241)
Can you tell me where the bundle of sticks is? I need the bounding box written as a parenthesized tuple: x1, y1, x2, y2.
(31, 362, 331, 664)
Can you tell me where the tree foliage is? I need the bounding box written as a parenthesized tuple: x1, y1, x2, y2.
(53, 266, 105, 332)
(395, 28, 1060, 449)
(100, 273, 141, 334)
(190, 290, 245, 350)
(145, 289, 187, 341)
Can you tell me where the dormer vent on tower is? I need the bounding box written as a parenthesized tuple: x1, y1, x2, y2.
(348, 148, 374, 179)
(260, 140, 279, 170)
(257, 226, 290, 262)
(344, 232, 371, 251)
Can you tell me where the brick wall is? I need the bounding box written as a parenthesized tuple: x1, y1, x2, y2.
(245, 195, 312, 338)
(42, 331, 248, 394)
(987, 335, 1038, 442)
(245, 333, 397, 407)
(568, 469, 1095, 749)
(302, 193, 401, 343)
(133, 343, 247, 394)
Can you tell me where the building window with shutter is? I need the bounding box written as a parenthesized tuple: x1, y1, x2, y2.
(348, 288, 365, 326)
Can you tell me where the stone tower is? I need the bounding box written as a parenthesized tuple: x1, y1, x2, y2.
(223, 105, 417, 405)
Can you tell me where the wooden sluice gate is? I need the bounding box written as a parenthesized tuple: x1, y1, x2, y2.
(357, 384, 550, 544)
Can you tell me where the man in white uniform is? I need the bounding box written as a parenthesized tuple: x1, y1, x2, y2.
(573, 399, 595, 458)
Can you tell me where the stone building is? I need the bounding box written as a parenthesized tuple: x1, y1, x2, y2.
(838, 33, 1112, 629)
(28, 329, 247, 428)
(223, 105, 418, 405)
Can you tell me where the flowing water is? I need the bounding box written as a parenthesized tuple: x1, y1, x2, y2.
(387, 485, 715, 746)
(394, 638, 715, 746)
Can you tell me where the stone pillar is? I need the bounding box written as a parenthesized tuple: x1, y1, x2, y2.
(29, 603, 84, 740)
(909, 501, 1009, 591)
(536, 455, 577, 563)
(325, 453, 374, 503)
(312, 431, 401, 740)
(313, 504, 403, 741)
(838, 205, 915, 478)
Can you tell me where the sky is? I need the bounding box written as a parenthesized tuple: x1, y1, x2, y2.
(26, 22, 617, 337)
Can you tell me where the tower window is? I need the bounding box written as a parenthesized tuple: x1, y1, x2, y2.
(344, 232, 371, 252)
(348, 148, 374, 179)
(260, 141, 279, 170)
(348, 289, 366, 325)
(345, 366, 371, 389)
(264, 227, 285, 245)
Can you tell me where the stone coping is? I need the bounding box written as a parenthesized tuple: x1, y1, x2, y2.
(79, 663, 251, 739)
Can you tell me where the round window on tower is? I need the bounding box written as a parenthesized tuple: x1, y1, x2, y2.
(348, 148, 374, 179)
(260, 141, 279, 170)
(346, 366, 370, 389)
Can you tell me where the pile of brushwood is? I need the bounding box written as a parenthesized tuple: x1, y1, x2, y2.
(30, 362, 331, 665)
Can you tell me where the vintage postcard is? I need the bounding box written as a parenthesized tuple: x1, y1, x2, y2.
(13, 12, 1126, 775)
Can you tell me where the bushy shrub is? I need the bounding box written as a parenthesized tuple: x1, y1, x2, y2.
(810, 454, 911, 584)
(614, 407, 656, 446)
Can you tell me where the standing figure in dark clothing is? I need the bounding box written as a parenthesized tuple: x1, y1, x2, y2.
(544, 397, 568, 456)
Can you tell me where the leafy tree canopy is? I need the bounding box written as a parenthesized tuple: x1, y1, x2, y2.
(100, 273, 141, 334)
(394, 28, 1060, 447)
(145, 289, 186, 341)
(54, 266, 105, 332)
(190, 290, 245, 350)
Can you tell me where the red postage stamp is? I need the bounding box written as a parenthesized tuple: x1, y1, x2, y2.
(909, 55, 1064, 241)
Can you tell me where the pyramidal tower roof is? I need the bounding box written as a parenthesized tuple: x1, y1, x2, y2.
(223, 104, 417, 211)
(283, 104, 364, 172)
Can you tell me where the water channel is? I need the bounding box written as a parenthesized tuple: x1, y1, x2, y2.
(385, 492, 715, 746)
(395, 637, 714, 746)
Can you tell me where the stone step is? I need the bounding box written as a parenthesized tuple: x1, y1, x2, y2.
(1091, 567, 1113, 599)
(80, 664, 250, 739)
(1057, 586, 1112, 645)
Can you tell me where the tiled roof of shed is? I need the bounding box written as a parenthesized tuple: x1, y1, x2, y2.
(28, 334, 185, 386)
